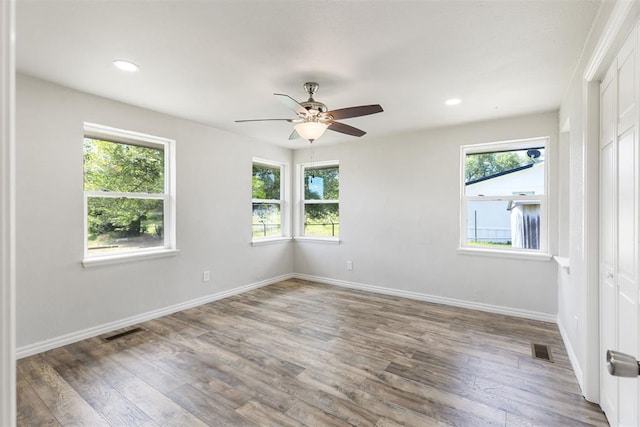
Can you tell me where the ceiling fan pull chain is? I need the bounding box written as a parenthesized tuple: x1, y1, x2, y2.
(310, 144, 315, 177)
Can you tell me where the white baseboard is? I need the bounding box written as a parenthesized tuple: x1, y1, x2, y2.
(293, 273, 558, 323)
(557, 316, 584, 393)
(17, 272, 557, 359)
(16, 273, 293, 359)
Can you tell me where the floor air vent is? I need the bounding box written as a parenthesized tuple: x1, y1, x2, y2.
(103, 327, 143, 341)
(531, 343, 553, 362)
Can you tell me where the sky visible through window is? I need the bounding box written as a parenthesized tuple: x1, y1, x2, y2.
(308, 176, 324, 199)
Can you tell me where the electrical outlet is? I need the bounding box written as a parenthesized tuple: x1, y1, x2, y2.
(346, 261, 353, 271)
(203, 271, 210, 282)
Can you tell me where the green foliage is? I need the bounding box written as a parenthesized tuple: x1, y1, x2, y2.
(87, 198, 163, 238)
(84, 139, 165, 242)
(84, 139, 164, 192)
(252, 203, 281, 237)
(252, 165, 280, 200)
(465, 151, 532, 183)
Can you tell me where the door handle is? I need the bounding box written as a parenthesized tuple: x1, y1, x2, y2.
(607, 350, 640, 377)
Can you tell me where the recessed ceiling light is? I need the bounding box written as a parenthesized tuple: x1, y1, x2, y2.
(445, 98, 462, 106)
(112, 59, 140, 72)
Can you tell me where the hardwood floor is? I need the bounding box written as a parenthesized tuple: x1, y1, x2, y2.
(17, 279, 608, 426)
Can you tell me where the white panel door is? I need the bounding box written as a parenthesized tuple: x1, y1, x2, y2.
(600, 60, 618, 425)
(616, 127, 638, 426)
(599, 23, 640, 427)
(616, 27, 639, 427)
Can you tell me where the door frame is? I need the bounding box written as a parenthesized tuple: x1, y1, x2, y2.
(0, 0, 16, 425)
(582, 0, 640, 404)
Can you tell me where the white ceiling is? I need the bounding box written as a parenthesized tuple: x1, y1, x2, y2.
(16, 0, 602, 149)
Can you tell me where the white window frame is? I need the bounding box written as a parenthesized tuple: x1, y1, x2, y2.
(295, 160, 340, 244)
(251, 157, 290, 245)
(459, 137, 551, 260)
(82, 123, 177, 267)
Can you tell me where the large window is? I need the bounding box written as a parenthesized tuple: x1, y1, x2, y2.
(83, 123, 175, 261)
(461, 137, 548, 254)
(300, 161, 339, 238)
(252, 159, 284, 239)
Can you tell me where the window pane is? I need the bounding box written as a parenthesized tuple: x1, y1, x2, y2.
(87, 197, 164, 254)
(252, 203, 281, 238)
(84, 138, 164, 193)
(465, 148, 544, 196)
(467, 200, 540, 249)
(252, 164, 280, 200)
(304, 203, 339, 237)
(304, 166, 339, 200)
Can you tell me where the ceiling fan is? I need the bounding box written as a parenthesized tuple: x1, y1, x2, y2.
(235, 82, 383, 143)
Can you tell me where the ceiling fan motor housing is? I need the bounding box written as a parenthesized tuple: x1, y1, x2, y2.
(301, 82, 328, 114)
(301, 100, 328, 114)
(303, 82, 319, 96)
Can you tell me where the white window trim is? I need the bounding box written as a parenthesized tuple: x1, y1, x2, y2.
(459, 137, 551, 258)
(295, 160, 340, 243)
(82, 123, 177, 266)
(82, 248, 180, 268)
(251, 237, 292, 246)
(251, 157, 290, 244)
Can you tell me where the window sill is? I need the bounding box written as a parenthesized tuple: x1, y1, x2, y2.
(294, 236, 341, 245)
(82, 248, 180, 268)
(251, 237, 292, 246)
(457, 247, 552, 261)
(554, 256, 570, 274)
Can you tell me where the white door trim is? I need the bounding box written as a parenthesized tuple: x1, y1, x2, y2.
(0, 0, 16, 425)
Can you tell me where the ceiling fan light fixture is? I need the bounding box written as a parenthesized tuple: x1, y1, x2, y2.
(294, 121, 328, 141)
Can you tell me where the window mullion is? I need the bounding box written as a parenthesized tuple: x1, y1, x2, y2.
(303, 199, 339, 204)
(465, 195, 544, 202)
(85, 191, 165, 200)
(252, 198, 282, 204)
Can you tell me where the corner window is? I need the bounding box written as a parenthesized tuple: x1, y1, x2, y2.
(300, 161, 339, 238)
(461, 138, 548, 255)
(252, 159, 286, 240)
(83, 123, 176, 261)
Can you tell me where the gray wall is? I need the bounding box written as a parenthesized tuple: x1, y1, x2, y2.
(16, 75, 293, 350)
(16, 74, 560, 354)
(293, 112, 559, 317)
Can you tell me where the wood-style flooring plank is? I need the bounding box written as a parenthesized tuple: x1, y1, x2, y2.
(18, 355, 111, 426)
(41, 347, 152, 426)
(17, 279, 608, 426)
(235, 399, 303, 427)
(166, 384, 254, 427)
(16, 363, 61, 427)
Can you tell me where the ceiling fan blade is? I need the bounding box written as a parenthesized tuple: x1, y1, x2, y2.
(235, 118, 295, 122)
(327, 121, 367, 137)
(274, 93, 309, 117)
(323, 104, 383, 121)
(289, 129, 301, 140)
